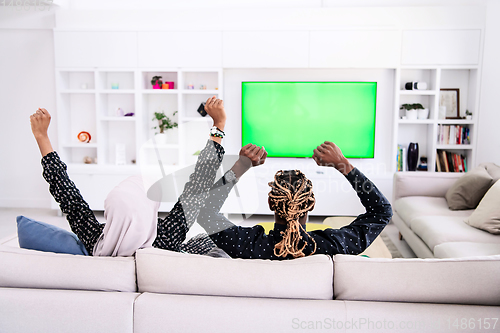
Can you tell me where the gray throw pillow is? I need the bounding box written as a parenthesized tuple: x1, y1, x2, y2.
(465, 180, 500, 234)
(445, 166, 493, 210)
(482, 162, 500, 183)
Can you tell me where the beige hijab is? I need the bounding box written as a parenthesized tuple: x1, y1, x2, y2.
(93, 175, 160, 257)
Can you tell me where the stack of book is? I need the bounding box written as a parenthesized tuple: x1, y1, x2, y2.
(396, 144, 407, 171)
(436, 150, 467, 172)
(437, 125, 470, 145)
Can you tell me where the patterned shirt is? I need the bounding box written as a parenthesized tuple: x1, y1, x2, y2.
(197, 168, 393, 260)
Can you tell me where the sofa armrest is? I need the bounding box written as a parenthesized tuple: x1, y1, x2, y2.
(393, 172, 463, 202)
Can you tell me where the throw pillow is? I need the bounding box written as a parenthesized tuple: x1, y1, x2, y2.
(464, 180, 500, 234)
(445, 166, 493, 210)
(17, 216, 88, 255)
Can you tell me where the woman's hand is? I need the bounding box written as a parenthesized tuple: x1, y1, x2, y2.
(30, 108, 51, 139)
(312, 141, 353, 175)
(30, 108, 54, 157)
(204, 96, 226, 131)
(231, 144, 267, 179)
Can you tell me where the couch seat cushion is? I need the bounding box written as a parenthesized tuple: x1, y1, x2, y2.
(0, 245, 137, 292)
(394, 196, 473, 228)
(411, 216, 500, 251)
(333, 254, 500, 306)
(434, 242, 500, 258)
(136, 248, 333, 300)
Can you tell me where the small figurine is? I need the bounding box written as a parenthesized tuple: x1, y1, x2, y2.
(83, 156, 93, 164)
(77, 131, 91, 143)
(116, 107, 124, 116)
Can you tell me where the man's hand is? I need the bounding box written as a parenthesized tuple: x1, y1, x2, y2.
(231, 144, 267, 179)
(204, 96, 226, 131)
(30, 108, 51, 139)
(312, 141, 354, 176)
(30, 108, 54, 157)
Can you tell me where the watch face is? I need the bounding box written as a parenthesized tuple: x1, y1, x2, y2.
(225, 171, 236, 183)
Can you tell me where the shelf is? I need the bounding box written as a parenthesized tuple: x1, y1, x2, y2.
(99, 89, 135, 94)
(182, 116, 211, 122)
(60, 90, 96, 94)
(62, 143, 98, 148)
(142, 143, 179, 149)
(66, 163, 140, 174)
(436, 145, 473, 150)
(100, 116, 136, 121)
(437, 119, 474, 125)
(181, 89, 220, 95)
(399, 90, 437, 96)
(142, 89, 178, 94)
(398, 119, 434, 124)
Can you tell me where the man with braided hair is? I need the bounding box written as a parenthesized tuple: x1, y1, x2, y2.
(197, 141, 392, 260)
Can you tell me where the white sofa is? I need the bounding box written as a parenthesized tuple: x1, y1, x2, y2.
(392, 171, 500, 258)
(1, 234, 499, 333)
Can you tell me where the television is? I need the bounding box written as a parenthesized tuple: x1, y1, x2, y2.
(241, 81, 377, 158)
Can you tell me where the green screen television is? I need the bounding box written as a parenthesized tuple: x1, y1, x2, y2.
(241, 81, 377, 158)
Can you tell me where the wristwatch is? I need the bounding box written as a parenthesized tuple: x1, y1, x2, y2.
(210, 126, 225, 138)
(224, 170, 237, 184)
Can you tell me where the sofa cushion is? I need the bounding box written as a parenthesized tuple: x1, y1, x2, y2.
(410, 216, 500, 252)
(465, 180, 500, 234)
(17, 215, 88, 255)
(434, 242, 500, 258)
(394, 196, 473, 228)
(483, 162, 500, 182)
(0, 245, 137, 292)
(333, 254, 500, 306)
(445, 165, 493, 210)
(136, 248, 333, 300)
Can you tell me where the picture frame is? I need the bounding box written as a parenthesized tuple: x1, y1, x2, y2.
(439, 88, 460, 119)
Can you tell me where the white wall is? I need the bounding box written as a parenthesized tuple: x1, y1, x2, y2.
(0, 29, 57, 208)
(0, 1, 496, 209)
(476, 0, 500, 165)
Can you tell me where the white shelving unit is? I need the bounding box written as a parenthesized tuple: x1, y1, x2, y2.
(55, 68, 222, 171)
(54, 68, 222, 210)
(393, 67, 480, 172)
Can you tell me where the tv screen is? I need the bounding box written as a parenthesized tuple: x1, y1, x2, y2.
(241, 81, 377, 158)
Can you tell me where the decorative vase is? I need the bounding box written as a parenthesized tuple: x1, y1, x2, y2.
(407, 142, 419, 171)
(162, 83, 170, 89)
(405, 109, 418, 120)
(417, 108, 429, 120)
(154, 133, 167, 144)
(153, 83, 161, 89)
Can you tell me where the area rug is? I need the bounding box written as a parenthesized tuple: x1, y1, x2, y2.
(380, 233, 404, 258)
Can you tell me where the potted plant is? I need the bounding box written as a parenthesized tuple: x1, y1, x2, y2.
(465, 110, 472, 120)
(151, 76, 163, 89)
(401, 103, 417, 120)
(411, 103, 429, 120)
(152, 111, 178, 144)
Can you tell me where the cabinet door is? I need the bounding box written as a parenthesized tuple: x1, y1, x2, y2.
(138, 31, 222, 67)
(54, 32, 138, 67)
(402, 30, 481, 65)
(222, 31, 309, 68)
(309, 30, 401, 68)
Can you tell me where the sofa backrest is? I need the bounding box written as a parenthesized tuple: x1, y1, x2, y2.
(392, 172, 462, 202)
(136, 248, 334, 300)
(333, 254, 500, 306)
(0, 245, 137, 292)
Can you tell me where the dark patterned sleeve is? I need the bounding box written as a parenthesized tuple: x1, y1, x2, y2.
(153, 140, 224, 252)
(310, 168, 393, 255)
(41, 152, 104, 255)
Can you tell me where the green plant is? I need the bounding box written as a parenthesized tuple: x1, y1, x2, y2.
(151, 76, 163, 86)
(401, 103, 425, 110)
(152, 111, 178, 134)
(466, 110, 472, 116)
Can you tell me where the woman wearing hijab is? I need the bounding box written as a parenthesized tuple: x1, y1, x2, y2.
(30, 97, 267, 257)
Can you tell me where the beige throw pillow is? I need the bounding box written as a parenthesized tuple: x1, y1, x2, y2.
(465, 180, 500, 234)
(445, 166, 493, 210)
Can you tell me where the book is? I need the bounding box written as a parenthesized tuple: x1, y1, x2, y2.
(436, 152, 442, 172)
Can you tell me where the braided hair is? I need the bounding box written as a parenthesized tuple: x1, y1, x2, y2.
(268, 170, 316, 258)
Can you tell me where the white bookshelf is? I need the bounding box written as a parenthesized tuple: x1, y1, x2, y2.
(55, 68, 223, 170)
(394, 67, 480, 172)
